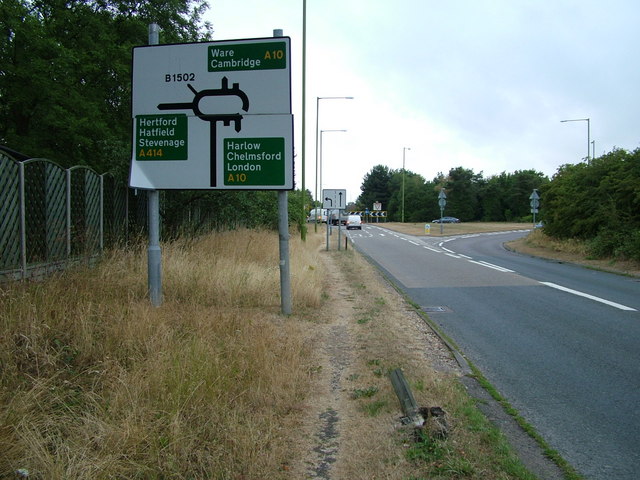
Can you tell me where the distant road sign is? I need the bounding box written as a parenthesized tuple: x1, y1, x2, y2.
(322, 189, 347, 209)
(130, 37, 293, 190)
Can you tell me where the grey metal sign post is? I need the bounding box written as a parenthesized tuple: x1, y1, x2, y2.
(530, 189, 540, 226)
(323, 189, 347, 250)
(438, 190, 447, 234)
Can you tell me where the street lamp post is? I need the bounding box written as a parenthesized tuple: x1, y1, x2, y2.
(401, 147, 410, 223)
(318, 129, 347, 229)
(315, 97, 353, 226)
(560, 118, 590, 162)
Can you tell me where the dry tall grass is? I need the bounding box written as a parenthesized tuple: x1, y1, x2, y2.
(0, 229, 323, 479)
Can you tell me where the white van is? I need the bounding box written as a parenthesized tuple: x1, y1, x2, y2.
(346, 214, 362, 230)
(307, 208, 328, 223)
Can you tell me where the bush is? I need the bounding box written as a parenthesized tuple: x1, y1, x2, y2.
(588, 228, 640, 261)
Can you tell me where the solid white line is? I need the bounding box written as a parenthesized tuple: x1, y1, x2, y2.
(540, 282, 637, 311)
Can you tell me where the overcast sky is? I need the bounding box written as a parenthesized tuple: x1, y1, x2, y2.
(206, 0, 640, 203)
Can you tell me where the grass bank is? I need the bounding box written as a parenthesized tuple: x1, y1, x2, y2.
(1, 230, 324, 479)
(1, 227, 557, 479)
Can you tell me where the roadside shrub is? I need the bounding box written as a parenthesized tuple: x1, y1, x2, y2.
(615, 229, 640, 261)
(587, 228, 640, 261)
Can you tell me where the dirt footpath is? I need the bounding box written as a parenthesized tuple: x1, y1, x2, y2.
(288, 243, 461, 479)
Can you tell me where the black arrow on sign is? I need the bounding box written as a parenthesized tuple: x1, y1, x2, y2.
(157, 77, 250, 187)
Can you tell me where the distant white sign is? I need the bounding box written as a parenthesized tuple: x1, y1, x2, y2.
(322, 189, 347, 209)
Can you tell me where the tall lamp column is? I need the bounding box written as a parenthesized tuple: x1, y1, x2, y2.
(401, 147, 410, 223)
(315, 96, 353, 231)
(319, 129, 347, 225)
(560, 118, 590, 162)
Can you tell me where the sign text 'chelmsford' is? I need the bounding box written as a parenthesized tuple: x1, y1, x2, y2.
(223, 137, 285, 186)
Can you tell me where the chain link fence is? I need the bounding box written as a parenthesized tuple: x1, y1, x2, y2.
(0, 149, 148, 281)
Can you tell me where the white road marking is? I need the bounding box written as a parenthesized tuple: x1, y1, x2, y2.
(468, 260, 515, 273)
(540, 282, 637, 311)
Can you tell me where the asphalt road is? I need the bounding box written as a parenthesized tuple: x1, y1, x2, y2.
(348, 225, 640, 480)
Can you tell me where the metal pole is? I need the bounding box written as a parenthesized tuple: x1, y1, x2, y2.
(587, 118, 590, 162)
(19, 161, 26, 279)
(300, 0, 307, 241)
(326, 212, 330, 251)
(275, 28, 292, 315)
(278, 190, 292, 314)
(560, 118, 590, 162)
(402, 147, 410, 223)
(99, 175, 104, 252)
(66, 169, 71, 257)
(315, 97, 352, 232)
(314, 97, 320, 233)
(147, 23, 162, 306)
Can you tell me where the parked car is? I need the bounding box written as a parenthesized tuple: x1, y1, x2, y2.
(346, 215, 362, 230)
(431, 217, 460, 223)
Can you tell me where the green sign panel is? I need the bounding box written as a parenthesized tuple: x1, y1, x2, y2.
(208, 41, 287, 72)
(135, 114, 188, 161)
(223, 137, 285, 186)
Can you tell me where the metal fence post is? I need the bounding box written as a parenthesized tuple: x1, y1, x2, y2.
(66, 168, 71, 257)
(99, 175, 104, 252)
(19, 161, 26, 279)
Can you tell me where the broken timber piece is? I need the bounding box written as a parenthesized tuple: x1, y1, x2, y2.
(389, 369, 450, 438)
(389, 368, 424, 427)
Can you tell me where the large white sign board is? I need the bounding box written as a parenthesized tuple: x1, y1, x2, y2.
(129, 37, 293, 190)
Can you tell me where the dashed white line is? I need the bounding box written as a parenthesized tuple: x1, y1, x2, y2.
(468, 260, 515, 273)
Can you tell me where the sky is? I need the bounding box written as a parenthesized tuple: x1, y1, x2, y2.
(205, 0, 640, 204)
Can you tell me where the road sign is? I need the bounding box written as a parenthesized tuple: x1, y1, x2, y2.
(129, 37, 293, 190)
(438, 189, 447, 208)
(322, 189, 347, 209)
(529, 189, 540, 209)
(373, 201, 382, 211)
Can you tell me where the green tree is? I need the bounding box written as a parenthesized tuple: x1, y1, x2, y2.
(443, 167, 483, 221)
(541, 148, 640, 259)
(479, 170, 549, 221)
(0, 0, 212, 178)
(356, 164, 392, 211)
